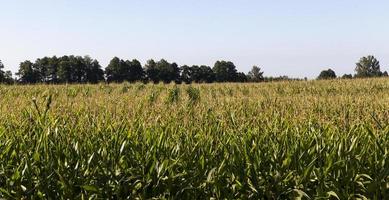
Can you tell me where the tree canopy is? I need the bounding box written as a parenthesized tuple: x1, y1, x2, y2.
(213, 61, 238, 82)
(318, 69, 337, 80)
(341, 74, 353, 79)
(105, 57, 143, 83)
(355, 55, 383, 78)
(248, 66, 264, 82)
(16, 56, 104, 84)
(180, 65, 215, 83)
(0, 60, 13, 84)
(1, 54, 388, 85)
(144, 59, 181, 83)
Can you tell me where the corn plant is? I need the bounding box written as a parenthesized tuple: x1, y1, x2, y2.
(0, 79, 388, 199)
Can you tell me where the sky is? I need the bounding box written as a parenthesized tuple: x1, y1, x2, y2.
(1, 0, 389, 78)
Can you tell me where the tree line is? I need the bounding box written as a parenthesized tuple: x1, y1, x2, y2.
(0, 60, 13, 84)
(0, 55, 387, 84)
(1, 56, 266, 84)
(317, 55, 388, 80)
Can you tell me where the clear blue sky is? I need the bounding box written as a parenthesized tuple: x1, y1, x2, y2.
(1, 0, 389, 78)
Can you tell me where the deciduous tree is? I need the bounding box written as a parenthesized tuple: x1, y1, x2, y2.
(248, 66, 264, 82)
(355, 56, 382, 78)
(318, 69, 337, 80)
(213, 61, 237, 82)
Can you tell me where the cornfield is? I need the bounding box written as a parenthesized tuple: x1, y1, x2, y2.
(0, 79, 388, 199)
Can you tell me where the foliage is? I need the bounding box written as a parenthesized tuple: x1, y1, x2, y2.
(263, 75, 302, 82)
(0, 80, 388, 198)
(105, 57, 144, 83)
(213, 61, 238, 82)
(318, 68, 337, 80)
(17, 60, 39, 83)
(180, 65, 215, 83)
(235, 72, 248, 82)
(144, 59, 159, 83)
(144, 59, 181, 84)
(17, 56, 104, 84)
(166, 85, 180, 104)
(155, 60, 180, 83)
(186, 85, 200, 104)
(342, 74, 353, 79)
(7, 54, 389, 85)
(248, 65, 264, 82)
(0, 60, 14, 84)
(355, 55, 383, 78)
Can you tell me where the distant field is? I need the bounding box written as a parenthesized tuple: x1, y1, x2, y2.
(0, 79, 388, 199)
